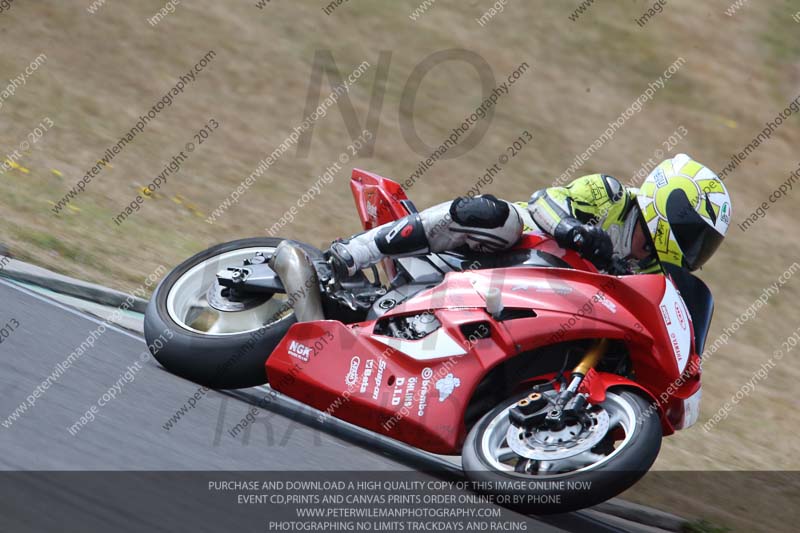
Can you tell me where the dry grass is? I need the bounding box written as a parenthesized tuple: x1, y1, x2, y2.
(0, 1, 798, 529)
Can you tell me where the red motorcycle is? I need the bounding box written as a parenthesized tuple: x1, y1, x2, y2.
(145, 169, 711, 513)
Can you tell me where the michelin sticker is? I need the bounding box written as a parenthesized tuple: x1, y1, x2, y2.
(435, 373, 461, 402)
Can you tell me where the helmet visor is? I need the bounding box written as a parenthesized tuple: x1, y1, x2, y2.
(666, 189, 724, 271)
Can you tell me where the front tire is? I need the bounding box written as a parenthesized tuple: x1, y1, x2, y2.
(462, 389, 661, 514)
(144, 237, 323, 389)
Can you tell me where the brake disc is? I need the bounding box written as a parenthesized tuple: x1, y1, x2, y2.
(506, 407, 610, 461)
(205, 281, 271, 312)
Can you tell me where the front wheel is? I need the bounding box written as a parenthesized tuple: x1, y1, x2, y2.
(462, 389, 662, 514)
(144, 237, 323, 389)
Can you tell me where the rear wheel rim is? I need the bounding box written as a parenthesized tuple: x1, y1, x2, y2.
(165, 247, 292, 336)
(479, 391, 638, 477)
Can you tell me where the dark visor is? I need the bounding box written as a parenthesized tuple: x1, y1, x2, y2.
(634, 207, 660, 270)
(665, 189, 725, 271)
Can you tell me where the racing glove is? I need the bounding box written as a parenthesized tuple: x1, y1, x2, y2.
(553, 217, 613, 269)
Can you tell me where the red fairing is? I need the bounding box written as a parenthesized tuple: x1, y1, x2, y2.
(266, 315, 499, 454)
(266, 267, 701, 453)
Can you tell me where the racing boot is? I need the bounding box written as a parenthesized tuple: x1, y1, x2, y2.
(327, 213, 430, 278)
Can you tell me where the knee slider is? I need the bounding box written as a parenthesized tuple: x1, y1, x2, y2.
(449, 194, 510, 229)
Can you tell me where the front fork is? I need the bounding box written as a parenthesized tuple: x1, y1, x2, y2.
(510, 339, 609, 431)
(562, 338, 609, 401)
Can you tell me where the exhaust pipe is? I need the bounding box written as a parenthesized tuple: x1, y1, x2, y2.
(269, 241, 325, 323)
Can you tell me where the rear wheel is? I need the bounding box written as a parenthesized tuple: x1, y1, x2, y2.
(462, 389, 661, 514)
(144, 237, 323, 389)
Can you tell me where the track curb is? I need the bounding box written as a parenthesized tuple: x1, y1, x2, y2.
(0, 255, 147, 313)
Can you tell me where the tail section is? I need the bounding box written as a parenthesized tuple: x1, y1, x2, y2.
(349, 169, 416, 231)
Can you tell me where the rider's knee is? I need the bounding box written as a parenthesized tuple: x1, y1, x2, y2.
(449, 195, 522, 250)
(450, 194, 508, 228)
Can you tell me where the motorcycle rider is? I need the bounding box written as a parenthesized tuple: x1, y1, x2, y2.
(327, 154, 732, 276)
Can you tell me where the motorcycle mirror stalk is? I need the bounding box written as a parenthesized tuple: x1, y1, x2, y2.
(484, 287, 504, 319)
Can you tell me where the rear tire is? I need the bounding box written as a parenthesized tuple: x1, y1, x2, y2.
(144, 237, 323, 389)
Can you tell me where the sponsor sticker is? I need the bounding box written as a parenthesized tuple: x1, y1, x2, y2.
(435, 373, 461, 402)
(720, 202, 730, 225)
(670, 332, 681, 357)
(366, 201, 378, 220)
(345, 356, 360, 387)
(384, 220, 409, 244)
(365, 190, 378, 221)
(511, 283, 573, 295)
(654, 168, 668, 188)
(596, 293, 617, 313)
(535, 284, 573, 295)
(371, 359, 386, 400)
(417, 367, 433, 417)
(403, 377, 418, 408)
(288, 340, 311, 362)
(660, 304, 672, 325)
(675, 302, 687, 330)
(359, 359, 375, 394)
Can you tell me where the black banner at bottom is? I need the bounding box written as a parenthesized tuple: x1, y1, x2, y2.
(0, 471, 796, 532)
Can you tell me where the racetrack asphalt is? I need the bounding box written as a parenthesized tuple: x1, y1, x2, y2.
(0, 279, 631, 533)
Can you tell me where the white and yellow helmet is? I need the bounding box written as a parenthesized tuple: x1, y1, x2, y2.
(636, 154, 732, 271)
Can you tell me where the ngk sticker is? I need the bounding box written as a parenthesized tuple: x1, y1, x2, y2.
(288, 340, 311, 362)
(659, 280, 691, 372)
(345, 356, 361, 386)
